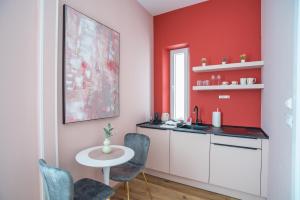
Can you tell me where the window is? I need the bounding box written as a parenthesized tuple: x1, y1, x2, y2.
(170, 48, 189, 120)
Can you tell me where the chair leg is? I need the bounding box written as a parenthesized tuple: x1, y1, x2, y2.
(126, 181, 130, 200)
(142, 172, 152, 200)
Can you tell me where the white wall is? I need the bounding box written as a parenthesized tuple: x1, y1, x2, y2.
(43, 0, 59, 166)
(0, 0, 40, 199)
(57, 0, 153, 182)
(261, 0, 297, 199)
(294, 1, 300, 199)
(0, 0, 152, 198)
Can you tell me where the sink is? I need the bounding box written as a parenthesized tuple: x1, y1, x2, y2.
(178, 124, 209, 130)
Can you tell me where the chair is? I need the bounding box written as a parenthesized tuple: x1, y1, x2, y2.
(38, 159, 114, 200)
(109, 133, 151, 200)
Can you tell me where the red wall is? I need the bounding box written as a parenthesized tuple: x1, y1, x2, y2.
(154, 0, 261, 127)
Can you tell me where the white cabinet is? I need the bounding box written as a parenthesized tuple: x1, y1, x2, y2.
(136, 126, 268, 198)
(170, 131, 210, 183)
(210, 135, 262, 196)
(137, 127, 170, 173)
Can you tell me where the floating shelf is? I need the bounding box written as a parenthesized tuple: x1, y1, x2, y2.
(192, 61, 264, 73)
(192, 84, 264, 91)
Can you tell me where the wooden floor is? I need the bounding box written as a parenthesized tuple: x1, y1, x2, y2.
(111, 174, 237, 200)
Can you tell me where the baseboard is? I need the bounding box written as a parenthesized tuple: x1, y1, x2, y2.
(144, 169, 267, 200)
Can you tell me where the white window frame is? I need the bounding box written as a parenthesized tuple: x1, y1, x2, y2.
(170, 48, 189, 121)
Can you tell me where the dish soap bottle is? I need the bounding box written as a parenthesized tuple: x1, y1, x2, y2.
(212, 108, 221, 127)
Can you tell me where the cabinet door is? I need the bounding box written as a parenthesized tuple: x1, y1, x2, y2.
(137, 127, 170, 173)
(210, 142, 261, 196)
(170, 131, 210, 183)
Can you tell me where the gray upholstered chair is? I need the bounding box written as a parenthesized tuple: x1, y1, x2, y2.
(109, 133, 151, 200)
(38, 159, 114, 200)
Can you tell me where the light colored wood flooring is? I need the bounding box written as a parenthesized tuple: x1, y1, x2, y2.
(111, 173, 237, 200)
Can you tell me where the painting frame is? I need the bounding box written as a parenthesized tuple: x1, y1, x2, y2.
(62, 5, 120, 124)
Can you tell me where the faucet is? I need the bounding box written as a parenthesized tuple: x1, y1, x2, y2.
(193, 105, 201, 125)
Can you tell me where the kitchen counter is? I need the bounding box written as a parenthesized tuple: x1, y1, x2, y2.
(137, 122, 269, 139)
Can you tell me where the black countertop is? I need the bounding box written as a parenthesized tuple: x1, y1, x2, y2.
(136, 122, 269, 139)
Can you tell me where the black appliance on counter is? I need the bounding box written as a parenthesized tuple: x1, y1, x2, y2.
(151, 112, 162, 124)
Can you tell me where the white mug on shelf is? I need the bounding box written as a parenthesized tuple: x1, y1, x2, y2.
(240, 78, 247, 85)
(222, 81, 229, 85)
(247, 78, 256, 85)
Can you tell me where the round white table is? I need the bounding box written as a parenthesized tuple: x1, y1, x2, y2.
(76, 145, 135, 186)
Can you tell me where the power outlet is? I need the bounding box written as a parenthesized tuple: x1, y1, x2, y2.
(285, 97, 293, 110)
(219, 95, 230, 100)
(286, 114, 293, 128)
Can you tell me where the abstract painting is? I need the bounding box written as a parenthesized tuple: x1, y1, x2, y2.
(63, 5, 120, 123)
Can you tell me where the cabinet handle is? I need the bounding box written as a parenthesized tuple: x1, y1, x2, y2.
(212, 143, 260, 150)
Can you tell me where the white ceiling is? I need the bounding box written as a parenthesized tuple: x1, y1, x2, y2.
(137, 0, 208, 16)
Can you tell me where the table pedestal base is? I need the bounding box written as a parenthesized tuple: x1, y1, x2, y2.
(103, 167, 110, 185)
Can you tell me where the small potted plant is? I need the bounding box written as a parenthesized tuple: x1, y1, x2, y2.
(221, 57, 227, 65)
(102, 123, 113, 154)
(201, 58, 207, 66)
(240, 54, 247, 63)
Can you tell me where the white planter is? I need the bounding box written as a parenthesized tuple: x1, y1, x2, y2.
(202, 63, 206, 66)
(241, 59, 246, 63)
(102, 138, 112, 154)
